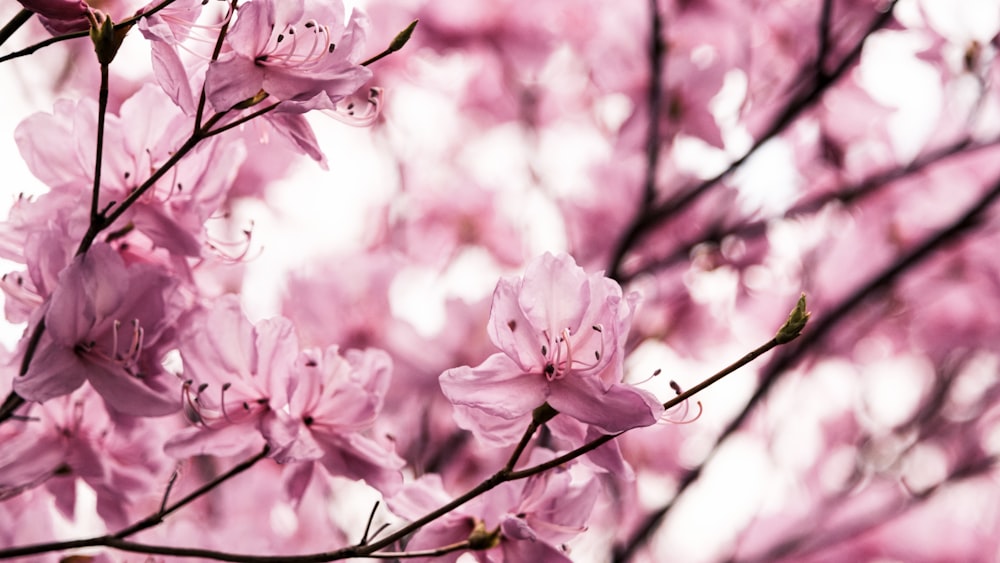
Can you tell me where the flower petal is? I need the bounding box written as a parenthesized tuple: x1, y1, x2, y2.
(518, 252, 589, 336)
(548, 375, 662, 434)
(440, 353, 548, 420)
(14, 341, 87, 403)
(488, 277, 542, 371)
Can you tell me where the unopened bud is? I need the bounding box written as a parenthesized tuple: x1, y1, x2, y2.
(467, 519, 501, 550)
(89, 11, 130, 65)
(389, 20, 419, 53)
(775, 293, 810, 344)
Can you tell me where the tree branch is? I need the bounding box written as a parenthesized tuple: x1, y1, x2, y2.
(613, 174, 1000, 562)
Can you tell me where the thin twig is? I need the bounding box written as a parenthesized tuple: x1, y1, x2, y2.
(642, 0, 666, 207)
(360, 501, 381, 545)
(194, 0, 238, 131)
(816, 0, 835, 77)
(113, 445, 271, 539)
(91, 62, 110, 222)
(619, 135, 997, 283)
(0, 9, 32, 48)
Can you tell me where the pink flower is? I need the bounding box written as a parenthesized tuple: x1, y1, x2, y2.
(14, 243, 182, 416)
(440, 253, 662, 442)
(204, 0, 373, 113)
(265, 346, 404, 500)
(166, 295, 298, 458)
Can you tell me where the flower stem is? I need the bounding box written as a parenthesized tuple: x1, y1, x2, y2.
(90, 62, 110, 223)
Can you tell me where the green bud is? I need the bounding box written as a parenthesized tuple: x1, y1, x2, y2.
(467, 519, 502, 551)
(775, 293, 810, 344)
(388, 20, 419, 54)
(89, 12, 130, 65)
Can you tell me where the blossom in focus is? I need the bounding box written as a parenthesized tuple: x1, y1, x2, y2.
(440, 252, 662, 443)
(204, 0, 373, 113)
(13, 243, 182, 416)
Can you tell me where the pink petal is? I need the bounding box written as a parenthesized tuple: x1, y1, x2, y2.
(439, 353, 548, 420)
(205, 56, 267, 111)
(488, 278, 543, 371)
(46, 244, 127, 346)
(164, 423, 266, 458)
(14, 342, 87, 402)
(86, 363, 179, 417)
(548, 375, 662, 434)
(518, 253, 589, 336)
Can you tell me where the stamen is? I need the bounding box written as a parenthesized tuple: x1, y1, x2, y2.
(111, 320, 121, 360)
(660, 380, 704, 424)
(557, 328, 574, 379)
(660, 400, 703, 425)
(632, 368, 662, 386)
(219, 382, 234, 423)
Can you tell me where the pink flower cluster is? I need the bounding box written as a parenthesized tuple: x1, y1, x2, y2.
(3, 0, 1000, 560)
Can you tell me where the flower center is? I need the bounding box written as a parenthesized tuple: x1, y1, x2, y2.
(539, 325, 605, 381)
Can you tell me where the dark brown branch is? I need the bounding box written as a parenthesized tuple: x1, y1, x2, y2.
(0, 9, 32, 48)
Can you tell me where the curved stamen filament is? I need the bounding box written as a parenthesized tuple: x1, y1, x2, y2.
(111, 320, 121, 360)
(540, 325, 608, 379)
(258, 22, 333, 68)
(219, 382, 235, 424)
(559, 328, 574, 378)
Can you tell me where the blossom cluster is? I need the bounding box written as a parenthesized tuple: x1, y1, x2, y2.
(3, 0, 1000, 561)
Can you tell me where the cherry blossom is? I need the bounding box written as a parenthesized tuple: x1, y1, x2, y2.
(0, 386, 173, 528)
(389, 457, 600, 563)
(14, 85, 246, 258)
(4, 0, 1000, 560)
